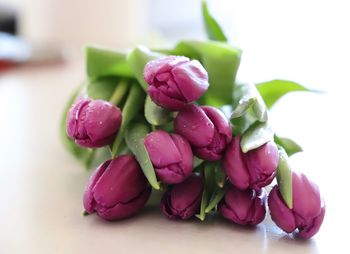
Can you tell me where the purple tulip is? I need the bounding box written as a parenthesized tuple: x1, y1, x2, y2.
(219, 185, 266, 226)
(161, 174, 204, 219)
(268, 172, 326, 239)
(144, 130, 193, 184)
(83, 155, 151, 221)
(66, 98, 122, 148)
(174, 104, 232, 161)
(144, 56, 209, 111)
(224, 136, 278, 190)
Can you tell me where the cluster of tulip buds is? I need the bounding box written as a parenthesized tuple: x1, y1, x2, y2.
(65, 55, 325, 239)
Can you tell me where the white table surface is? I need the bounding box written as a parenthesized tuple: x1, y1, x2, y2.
(0, 60, 348, 254)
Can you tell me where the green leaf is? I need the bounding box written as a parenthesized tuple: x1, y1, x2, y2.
(60, 85, 95, 169)
(170, 40, 241, 106)
(214, 163, 226, 188)
(256, 79, 310, 109)
(127, 46, 164, 91)
(274, 135, 303, 156)
(276, 147, 293, 209)
(125, 121, 160, 190)
(231, 83, 268, 135)
(241, 122, 274, 153)
(231, 83, 268, 121)
(111, 83, 145, 157)
(202, 1, 227, 42)
(87, 78, 119, 101)
(205, 188, 226, 213)
(195, 188, 208, 221)
(193, 156, 204, 169)
(144, 96, 172, 126)
(108, 79, 129, 106)
(86, 46, 134, 79)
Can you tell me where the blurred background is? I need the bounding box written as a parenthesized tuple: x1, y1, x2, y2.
(0, 0, 349, 253)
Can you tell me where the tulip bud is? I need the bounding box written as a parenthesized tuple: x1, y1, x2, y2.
(161, 174, 204, 219)
(144, 130, 193, 184)
(219, 185, 266, 226)
(83, 155, 151, 220)
(224, 136, 278, 190)
(174, 104, 232, 161)
(268, 172, 325, 239)
(66, 98, 122, 148)
(144, 56, 209, 111)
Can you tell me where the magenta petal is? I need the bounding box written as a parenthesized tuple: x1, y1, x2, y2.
(144, 56, 189, 85)
(96, 186, 152, 220)
(161, 174, 203, 220)
(83, 160, 111, 213)
(66, 98, 91, 139)
(174, 104, 215, 147)
(84, 100, 122, 143)
(172, 60, 209, 102)
(92, 155, 148, 207)
(297, 204, 326, 239)
(148, 86, 186, 111)
(246, 141, 278, 189)
(201, 106, 232, 142)
(144, 130, 182, 168)
(170, 133, 193, 177)
(219, 186, 266, 225)
(292, 172, 322, 220)
(224, 137, 250, 190)
(268, 186, 296, 233)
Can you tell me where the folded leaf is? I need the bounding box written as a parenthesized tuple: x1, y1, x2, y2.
(195, 188, 208, 221)
(276, 147, 293, 209)
(231, 83, 268, 135)
(274, 135, 303, 156)
(256, 79, 310, 109)
(170, 40, 241, 106)
(214, 163, 226, 188)
(86, 46, 134, 79)
(205, 188, 226, 214)
(241, 122, 274, 153)
(111, 83, 145, 157)
(144, 96, 172, 126)
(87, 78, 119, 101)
(127, 46, 164, 91)
(202, 1, 227, 42)
(125, 121, 160, 190)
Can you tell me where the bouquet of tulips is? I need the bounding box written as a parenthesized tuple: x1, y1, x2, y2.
(61, 2, 325, 239)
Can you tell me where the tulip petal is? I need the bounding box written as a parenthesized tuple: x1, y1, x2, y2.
(297, 204, 326, 239)
(148, 86, 186, 110)
(246, 141, 278, 190)
(268, 186, 296, 233)
(144, 130, 182, 168)
(93, 155, 149, 207)
(84, 100, 122, 143)
(96, 186, 151, 220)
(175, 104, 215, 147)
(292, 172, 322, 220)
(83, 160, 111, 213)
(172, 60, 209, 102)
(223, 137, 250, 190)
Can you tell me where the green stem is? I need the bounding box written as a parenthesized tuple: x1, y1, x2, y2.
(111, 83, 145, 158)
(109, 80, 129, 106)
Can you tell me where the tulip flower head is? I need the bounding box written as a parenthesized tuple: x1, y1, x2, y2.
(268, 172, 325, 239)
(83, 155, 151, 221)
(224, 136, 278, 190)
(161, 174, 204, 220)
(66, 98, 122, 148)
(219, 185, 266, 226)
(174, 104, 232, 161)
(144, 56, 209, 111)
(144, 130, 193, 184)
